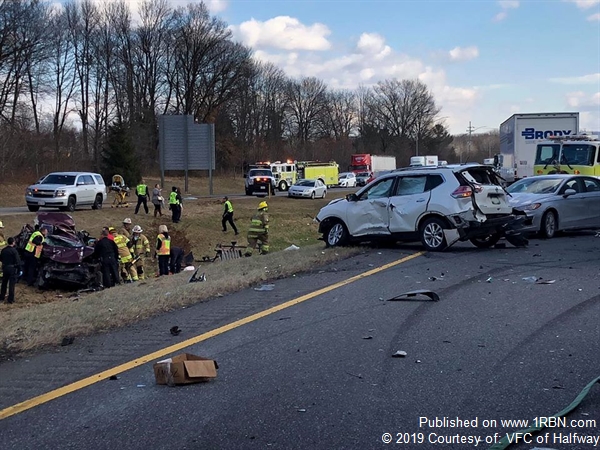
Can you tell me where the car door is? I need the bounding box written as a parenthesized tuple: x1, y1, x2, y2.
(580, 177, 600, 227)
(315, 179, 325, 197)
(557, 177, 587, 229)
(387, 175, 431, 233)
(77, 175, 93, 204)
(345, 177, 396, 237)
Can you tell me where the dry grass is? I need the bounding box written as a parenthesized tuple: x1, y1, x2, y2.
(0, 175, 361, 355)
(0, 246, 360, 354)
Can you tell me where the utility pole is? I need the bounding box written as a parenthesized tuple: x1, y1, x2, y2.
(466, 121, 475, 163)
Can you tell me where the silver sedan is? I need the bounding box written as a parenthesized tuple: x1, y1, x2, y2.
(507, 175, 600, 238)
(288, 179, 327, 199)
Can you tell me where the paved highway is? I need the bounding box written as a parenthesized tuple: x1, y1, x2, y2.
(1, 234, 599, 449)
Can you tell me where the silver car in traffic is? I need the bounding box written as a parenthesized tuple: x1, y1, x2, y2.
(288, 179, 327, 199)
(507, 175, 600, 238)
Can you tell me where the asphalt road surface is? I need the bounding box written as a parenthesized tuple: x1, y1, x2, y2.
(1, 233, 599, 449)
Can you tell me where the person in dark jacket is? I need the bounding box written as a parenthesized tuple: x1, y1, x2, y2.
(93, 229, 120, 288)
(1, 237, 22, 304)
(169, 246, 184, 274)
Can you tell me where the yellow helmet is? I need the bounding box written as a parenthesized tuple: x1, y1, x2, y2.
(258, 201, 268, 210)
(0, 220, 3, 228)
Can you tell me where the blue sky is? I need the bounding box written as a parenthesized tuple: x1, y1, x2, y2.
(106, 0, 600, 134)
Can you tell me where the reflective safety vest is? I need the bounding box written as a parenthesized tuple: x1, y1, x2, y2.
(132, 234, 150, 255)
(25, 230, 44, 258)
(113, 234, 132, 263)
(247, 211, 269, 238)
(157, 233, 171, 255)
(224, 200, 233, 213)
(136, 184, 147, 196)
(0, 233, 6, 251)
(169, 192, 180, 205)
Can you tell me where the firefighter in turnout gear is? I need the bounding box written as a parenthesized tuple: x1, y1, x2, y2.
(110, 227, 138, 283)
(245, 201, 269, 256)
(24, 226, 47, 286)
(155, 224, 171, 276)
(121, 218, 132, 238)
(131, 225, 151, 279)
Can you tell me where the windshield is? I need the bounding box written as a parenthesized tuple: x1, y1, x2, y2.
(506, 177, 562, 194)
(350, 164, 368, 171)
(40, 174, 76, 185)
(250, 170, 272, 177)
(559, 144, 596, 166)
(535, 144, 560, 165)
(357, 172, 370, 177)
(339, 173, 351, 179)
(295, 180, 315, 187)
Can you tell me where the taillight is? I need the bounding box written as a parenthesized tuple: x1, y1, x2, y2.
(451, 186, 472, 198)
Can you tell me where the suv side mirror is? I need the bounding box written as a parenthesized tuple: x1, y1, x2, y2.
(563, 188, 577, 197)
(346, 193, 358, 202)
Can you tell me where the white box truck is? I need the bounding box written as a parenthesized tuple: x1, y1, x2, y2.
(410, 155, 439, 167)
(499, 112, 579, 182)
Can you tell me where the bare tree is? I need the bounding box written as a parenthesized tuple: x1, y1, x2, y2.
(323, 89, 357, 140)
(284, 76, 328, 146)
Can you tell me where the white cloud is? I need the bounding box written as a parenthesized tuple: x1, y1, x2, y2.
(566, 91, 600, 109)
(493, 0, 520, 21)
(493, 11, 508, 22)
(230, 16, 331, 51)
(448, 46, 479, 62)
(205, 0, 228, 14)
(357, 33, 392, 59)
(498, 1, 520, 8)
(563, 0, 600, 9)
(587, 12, 600, 20)
(549, 73, 600, 84)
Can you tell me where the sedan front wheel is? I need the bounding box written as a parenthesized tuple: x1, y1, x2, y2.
(539, 210, 557, 239)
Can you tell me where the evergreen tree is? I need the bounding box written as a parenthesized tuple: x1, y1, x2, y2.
(101, 122, 141, 188)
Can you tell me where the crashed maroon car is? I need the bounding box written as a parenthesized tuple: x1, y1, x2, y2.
(15, 212, 102, 289)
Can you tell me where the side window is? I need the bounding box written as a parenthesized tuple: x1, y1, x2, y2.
(425, 175, 444, 191)
(82, 175, 94, 185)
(561, 178, 581, 194)
(394, 176, 427, 196)
(584, 178, 600, 192)
(358, 177, 395, 200)
(94, 175, 104, 185)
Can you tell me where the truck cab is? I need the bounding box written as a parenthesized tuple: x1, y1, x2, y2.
(533, 134, 600, 177)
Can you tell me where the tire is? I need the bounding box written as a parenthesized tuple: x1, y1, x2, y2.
(419, 217, 448, 251)
(279, 181, 288, 191)
(66, 196, 76, 212)
(245, 189, 251, 196)
(322, 190, 326, 199)
(310, 191, 315, 199)
(539, 210, 557, 239)
(469, 233, 501, 248)
(324, 220, 349, 247)
(28, 205, 40, 212)
(92, 194, 103, 210)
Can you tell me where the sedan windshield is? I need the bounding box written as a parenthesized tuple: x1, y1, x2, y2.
(507, 178, 562, 194)
(295, 180, 315, 187)
(40, 174, 76, 185)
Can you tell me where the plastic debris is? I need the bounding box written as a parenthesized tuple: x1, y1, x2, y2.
(170, 326, 182, 336)
(416, 360, 422, 363)
(387, 289, 440, 302)
(109, 375, 119, 381)
(254, 284, 275, 291)
(522, 276, 540, 283)
(486, 277, 493, 283)
(297, 409, 306, 412)
(392, 350, 407, 358)
(136, 384, 146, 388)
(362, 336, 373, 340)
(183, 266, 195, 271)
(189, 269, 206, 283)
(284, 244, 300, 251)
(536, 279, 556, 285)
(429, 276, 437, 281)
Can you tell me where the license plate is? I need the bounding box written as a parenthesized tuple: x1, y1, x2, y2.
(489, 195, 501, 205)
(37, 201, 45, 205)
(259, 186, 266, 190)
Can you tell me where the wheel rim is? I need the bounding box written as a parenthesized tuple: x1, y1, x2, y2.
(328, 223, 344, 245)
(424, 222, 444, 248)
(545, 214, 556, 237)
(311, 192, 315, 199)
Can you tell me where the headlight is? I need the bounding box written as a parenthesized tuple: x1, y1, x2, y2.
(55, 189, 67, 197)
(523, 203, 541, 211)
(26, 189, 33, 196)
(303, 189, 311, 194)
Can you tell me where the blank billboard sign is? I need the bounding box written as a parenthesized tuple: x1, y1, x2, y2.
(159, 115, 215, 171)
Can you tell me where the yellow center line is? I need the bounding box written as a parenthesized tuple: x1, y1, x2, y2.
(0, 251, 424, 420)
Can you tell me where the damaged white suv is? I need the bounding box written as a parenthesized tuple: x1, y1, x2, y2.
(315, 164, 525, 251)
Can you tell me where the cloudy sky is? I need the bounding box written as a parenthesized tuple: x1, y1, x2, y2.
(110, 0, 599, 135)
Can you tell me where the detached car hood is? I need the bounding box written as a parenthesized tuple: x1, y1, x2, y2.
(508, 193, 555, 208)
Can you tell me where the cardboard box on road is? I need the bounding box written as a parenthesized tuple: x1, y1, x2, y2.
(153, 353, 218, 386)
